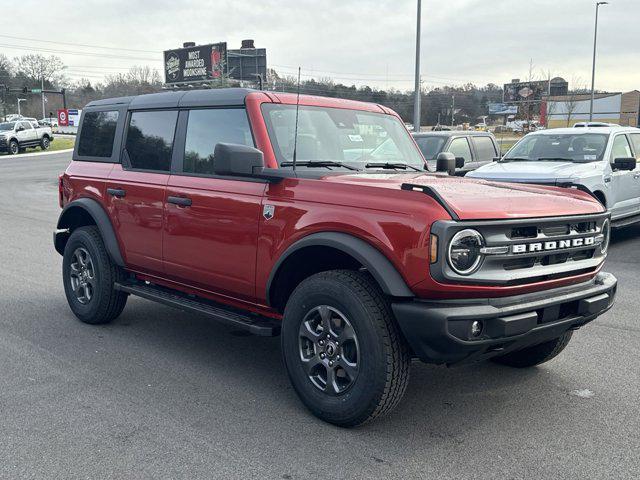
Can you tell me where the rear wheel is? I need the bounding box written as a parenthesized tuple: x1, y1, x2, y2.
(62, 226, 128, 324)
(40, 136, 50, 150)
(491, 331, 573, 368)
(8, 140, 19, 155)
(281, 270, 410, 427)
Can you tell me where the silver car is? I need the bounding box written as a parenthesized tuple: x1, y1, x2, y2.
(468, 127, 640, 227)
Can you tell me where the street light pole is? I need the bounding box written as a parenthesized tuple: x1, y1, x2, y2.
(589, 1, 608, 121)
(413, 0, 422, 132)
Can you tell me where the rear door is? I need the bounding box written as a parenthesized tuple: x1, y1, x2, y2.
(608, 133, 640, 219)
(107, 109, 178, 276)
(470, 135, 499, 169)
(163, 107, 265, 302)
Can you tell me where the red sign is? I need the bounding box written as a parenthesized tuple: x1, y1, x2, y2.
(58, 109, 69, 127)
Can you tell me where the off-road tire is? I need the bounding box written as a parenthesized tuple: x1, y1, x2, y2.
(8, 140, 19, 155)
(282, 270, 411, 427)
(491, 331, 573, 368)
(62, 226, 128, 324)
(40, 136, 50, 150)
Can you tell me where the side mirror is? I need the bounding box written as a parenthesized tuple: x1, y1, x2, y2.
(436, 152, 456, 175)
(15, 126, 24, 132)
(213, 143, 265, 177)
(612, 157, 637, 171)
(493, 156, 501, 162)
(455, 157, 465, 169)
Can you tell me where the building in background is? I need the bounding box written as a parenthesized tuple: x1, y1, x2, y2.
(543, 90, 640, 128)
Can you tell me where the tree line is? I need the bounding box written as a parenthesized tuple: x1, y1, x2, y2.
(1, 53, 503, 125)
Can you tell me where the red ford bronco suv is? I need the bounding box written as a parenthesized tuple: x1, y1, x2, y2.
(54, 88, 616, 426)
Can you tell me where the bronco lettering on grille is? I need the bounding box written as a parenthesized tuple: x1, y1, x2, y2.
(512, 236, 596, 254)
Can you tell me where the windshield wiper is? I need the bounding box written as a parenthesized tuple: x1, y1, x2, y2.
(364, 162, 423, 172)
(280, 160, 360, 171)
(536, 157, 578, 162)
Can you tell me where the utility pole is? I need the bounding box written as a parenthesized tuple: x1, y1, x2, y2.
(412, 0, 422, 132)
(451, 94, 456, 127)
(589, 1, 609, 121)
(41, 77, 46, 120)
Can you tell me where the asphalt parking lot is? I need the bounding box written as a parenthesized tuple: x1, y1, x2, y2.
(0, 151, 638, 479)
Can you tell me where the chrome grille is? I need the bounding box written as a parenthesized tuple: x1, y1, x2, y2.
(430, 213, 609, 285)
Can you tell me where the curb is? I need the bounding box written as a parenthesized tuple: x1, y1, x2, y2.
(1, 148, 74, 159)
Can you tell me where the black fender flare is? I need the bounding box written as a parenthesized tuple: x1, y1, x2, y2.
(55, 197, 125, 267)
(266, 232, 415, 305)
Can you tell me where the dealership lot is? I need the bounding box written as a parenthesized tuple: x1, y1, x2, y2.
(0, 151, 639, 479)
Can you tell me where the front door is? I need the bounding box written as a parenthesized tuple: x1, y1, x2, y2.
(106, 109, 178, 276)
(608, 134, 640, 219)
(162, 108, 264, 302)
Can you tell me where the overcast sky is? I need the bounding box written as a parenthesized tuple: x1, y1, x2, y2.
(3, 0, 639, 92)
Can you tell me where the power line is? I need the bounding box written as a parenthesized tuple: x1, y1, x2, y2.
(0, 34, 160, 53)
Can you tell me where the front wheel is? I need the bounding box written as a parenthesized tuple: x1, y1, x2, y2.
(281, 270, 411, 427)
(8, 140, 19, 155)
(491, 331, 573, 368)
(40, 136, 50, 150)
(62, 226, 128, 324)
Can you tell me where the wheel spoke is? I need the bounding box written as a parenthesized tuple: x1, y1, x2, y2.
(70, 263, 81, 276)
(325, 366, 339, 394)
(338, 322, 357, 344)
(299, 321, 321, 343)
(300, 354, 322, 375)
(318, 305, 332, 335)
(339, 359, 359, 381)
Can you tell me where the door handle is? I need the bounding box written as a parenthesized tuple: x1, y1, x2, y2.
(167, 196, 192, 207)
(107, 188, 126, 198)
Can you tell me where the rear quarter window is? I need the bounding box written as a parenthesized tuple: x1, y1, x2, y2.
(78, 111, 119, 158)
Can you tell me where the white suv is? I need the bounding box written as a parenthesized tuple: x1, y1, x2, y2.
(468, 127, 640, 227)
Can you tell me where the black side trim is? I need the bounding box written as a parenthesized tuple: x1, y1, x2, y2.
(266, 232, 414, 305)
(401, 183, 460, 220)
(115, 280, 280, 336)
(55, 198, 125, 266)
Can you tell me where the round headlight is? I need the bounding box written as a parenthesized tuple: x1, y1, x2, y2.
(600, 219, 610, 254)
(448, 229, 484, 275)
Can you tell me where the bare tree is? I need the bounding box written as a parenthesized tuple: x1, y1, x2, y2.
(563, 77, 587, 127)
(14, 54, 65, 83)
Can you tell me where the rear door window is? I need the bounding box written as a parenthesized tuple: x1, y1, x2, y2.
(610, 135, 632, 161)
(126, 110, 178, 172)
(628, 133, 640, 160)
(471, 136, 498, 161)
(183, 109, 254, 175)
(78, 111, 119, 158)
(448, 137, 473, 163)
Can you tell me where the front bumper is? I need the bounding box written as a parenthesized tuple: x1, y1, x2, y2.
(392, 272, 617, 365)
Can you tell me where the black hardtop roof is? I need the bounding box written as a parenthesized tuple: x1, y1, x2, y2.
(84, 88, 258, 110)
(412, 130, 494, 138)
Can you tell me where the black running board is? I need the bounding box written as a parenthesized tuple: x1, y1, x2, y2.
(114, 281, 280, 336)
(612, 213, 640, 229)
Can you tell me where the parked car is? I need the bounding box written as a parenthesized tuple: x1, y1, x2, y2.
(468, 127, 640, 227)
(0, 120, 54, 154)
(574, 122, 620, 128)
(53, 88, 616, 426)
(39, 117, 59, 128)
(412, 131, 500, 175)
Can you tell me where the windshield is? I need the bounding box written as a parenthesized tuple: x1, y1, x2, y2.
(504, 133, 609, 162)
(0, 122, 16, 131)
(413, 136, 447, 160)
(262, 104, 425, 170)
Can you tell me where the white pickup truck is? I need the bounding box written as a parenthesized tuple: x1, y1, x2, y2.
(0, 119, 54, 155)
(468, 127, 640, 228)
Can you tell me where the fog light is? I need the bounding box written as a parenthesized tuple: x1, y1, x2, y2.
(470, 321, 483, 337)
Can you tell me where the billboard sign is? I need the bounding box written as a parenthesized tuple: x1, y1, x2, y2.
(488, 103, 519, 115)
(163, 43, 227, 84)
(57, 109, 68, 127)
(227, 48, 267, 81)
(503, 81, 549, 103)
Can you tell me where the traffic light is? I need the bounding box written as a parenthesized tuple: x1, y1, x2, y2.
(22, 86, 27, 94)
